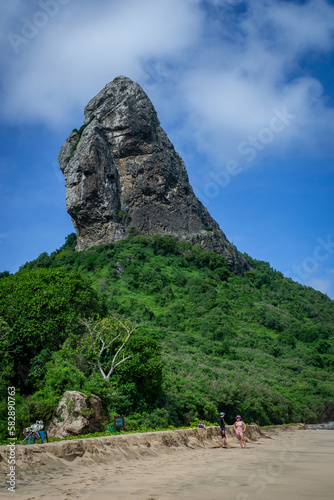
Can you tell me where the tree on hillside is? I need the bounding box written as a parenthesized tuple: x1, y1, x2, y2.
(115, 325, 164, 408)
(0, 268, 105, 391)
(78, 317, 137, 381)
(61, 319, 163, 411)
(0, 271, 10, 279)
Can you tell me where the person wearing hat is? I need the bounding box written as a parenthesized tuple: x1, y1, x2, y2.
(218, 412, 227, 448)
(233, 415, 247, 449)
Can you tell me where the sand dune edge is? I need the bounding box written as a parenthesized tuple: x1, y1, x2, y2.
(0, 424, 306, 469)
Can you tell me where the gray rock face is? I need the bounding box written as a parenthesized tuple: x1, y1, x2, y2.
(48, 391, 107, 438)
(59, 76, 250, 274)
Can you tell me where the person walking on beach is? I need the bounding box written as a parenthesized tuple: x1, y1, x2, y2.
(233, 415, 247, 449)
(218, 412, 227, 448)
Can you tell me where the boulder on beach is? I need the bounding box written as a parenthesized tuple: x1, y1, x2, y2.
(48, 390, 108, 438)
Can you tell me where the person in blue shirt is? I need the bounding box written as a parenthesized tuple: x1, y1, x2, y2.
(218, 411, 227, 448)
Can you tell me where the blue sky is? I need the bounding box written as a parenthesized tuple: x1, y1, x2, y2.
(0, 0, 333, 298)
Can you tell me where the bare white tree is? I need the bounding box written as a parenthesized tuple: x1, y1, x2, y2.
(79, 317, 137, 381)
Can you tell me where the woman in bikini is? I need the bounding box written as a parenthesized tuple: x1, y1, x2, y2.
(233, 415, 247, 449)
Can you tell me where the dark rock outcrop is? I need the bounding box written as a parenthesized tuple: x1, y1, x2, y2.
(58, 76, 250, 274)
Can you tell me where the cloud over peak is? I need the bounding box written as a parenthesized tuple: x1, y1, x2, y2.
(1, 0, 334, 164)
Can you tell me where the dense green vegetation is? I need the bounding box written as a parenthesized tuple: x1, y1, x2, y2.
(0, 233, 333, 440)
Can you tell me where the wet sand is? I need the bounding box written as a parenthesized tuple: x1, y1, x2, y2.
(1, 427, 333, 499)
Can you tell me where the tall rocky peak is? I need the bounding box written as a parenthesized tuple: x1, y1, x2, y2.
(58, 76, 250, 274)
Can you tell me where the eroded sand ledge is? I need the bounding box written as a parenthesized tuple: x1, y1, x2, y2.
(2, 424, 333, 500)
(0, 425, 267, 468)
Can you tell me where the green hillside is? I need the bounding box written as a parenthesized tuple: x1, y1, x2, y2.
(0, 233, 333, 437)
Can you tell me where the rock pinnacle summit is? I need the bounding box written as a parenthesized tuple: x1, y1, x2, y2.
(58, 76, 250, 274)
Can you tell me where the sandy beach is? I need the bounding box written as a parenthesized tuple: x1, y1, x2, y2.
(1, 425, 333, 500)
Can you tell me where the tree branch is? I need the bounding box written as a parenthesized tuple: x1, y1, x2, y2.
(79, 316, 138, 381)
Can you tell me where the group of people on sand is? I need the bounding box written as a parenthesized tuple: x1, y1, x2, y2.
(218, 412, 247, 449)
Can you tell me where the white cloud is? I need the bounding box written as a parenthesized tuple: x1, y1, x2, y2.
(1, 0, 334, 166)
(1, 0, 203, 126)
(173, 0, 334, 167)
(266, 0, 334, 54)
